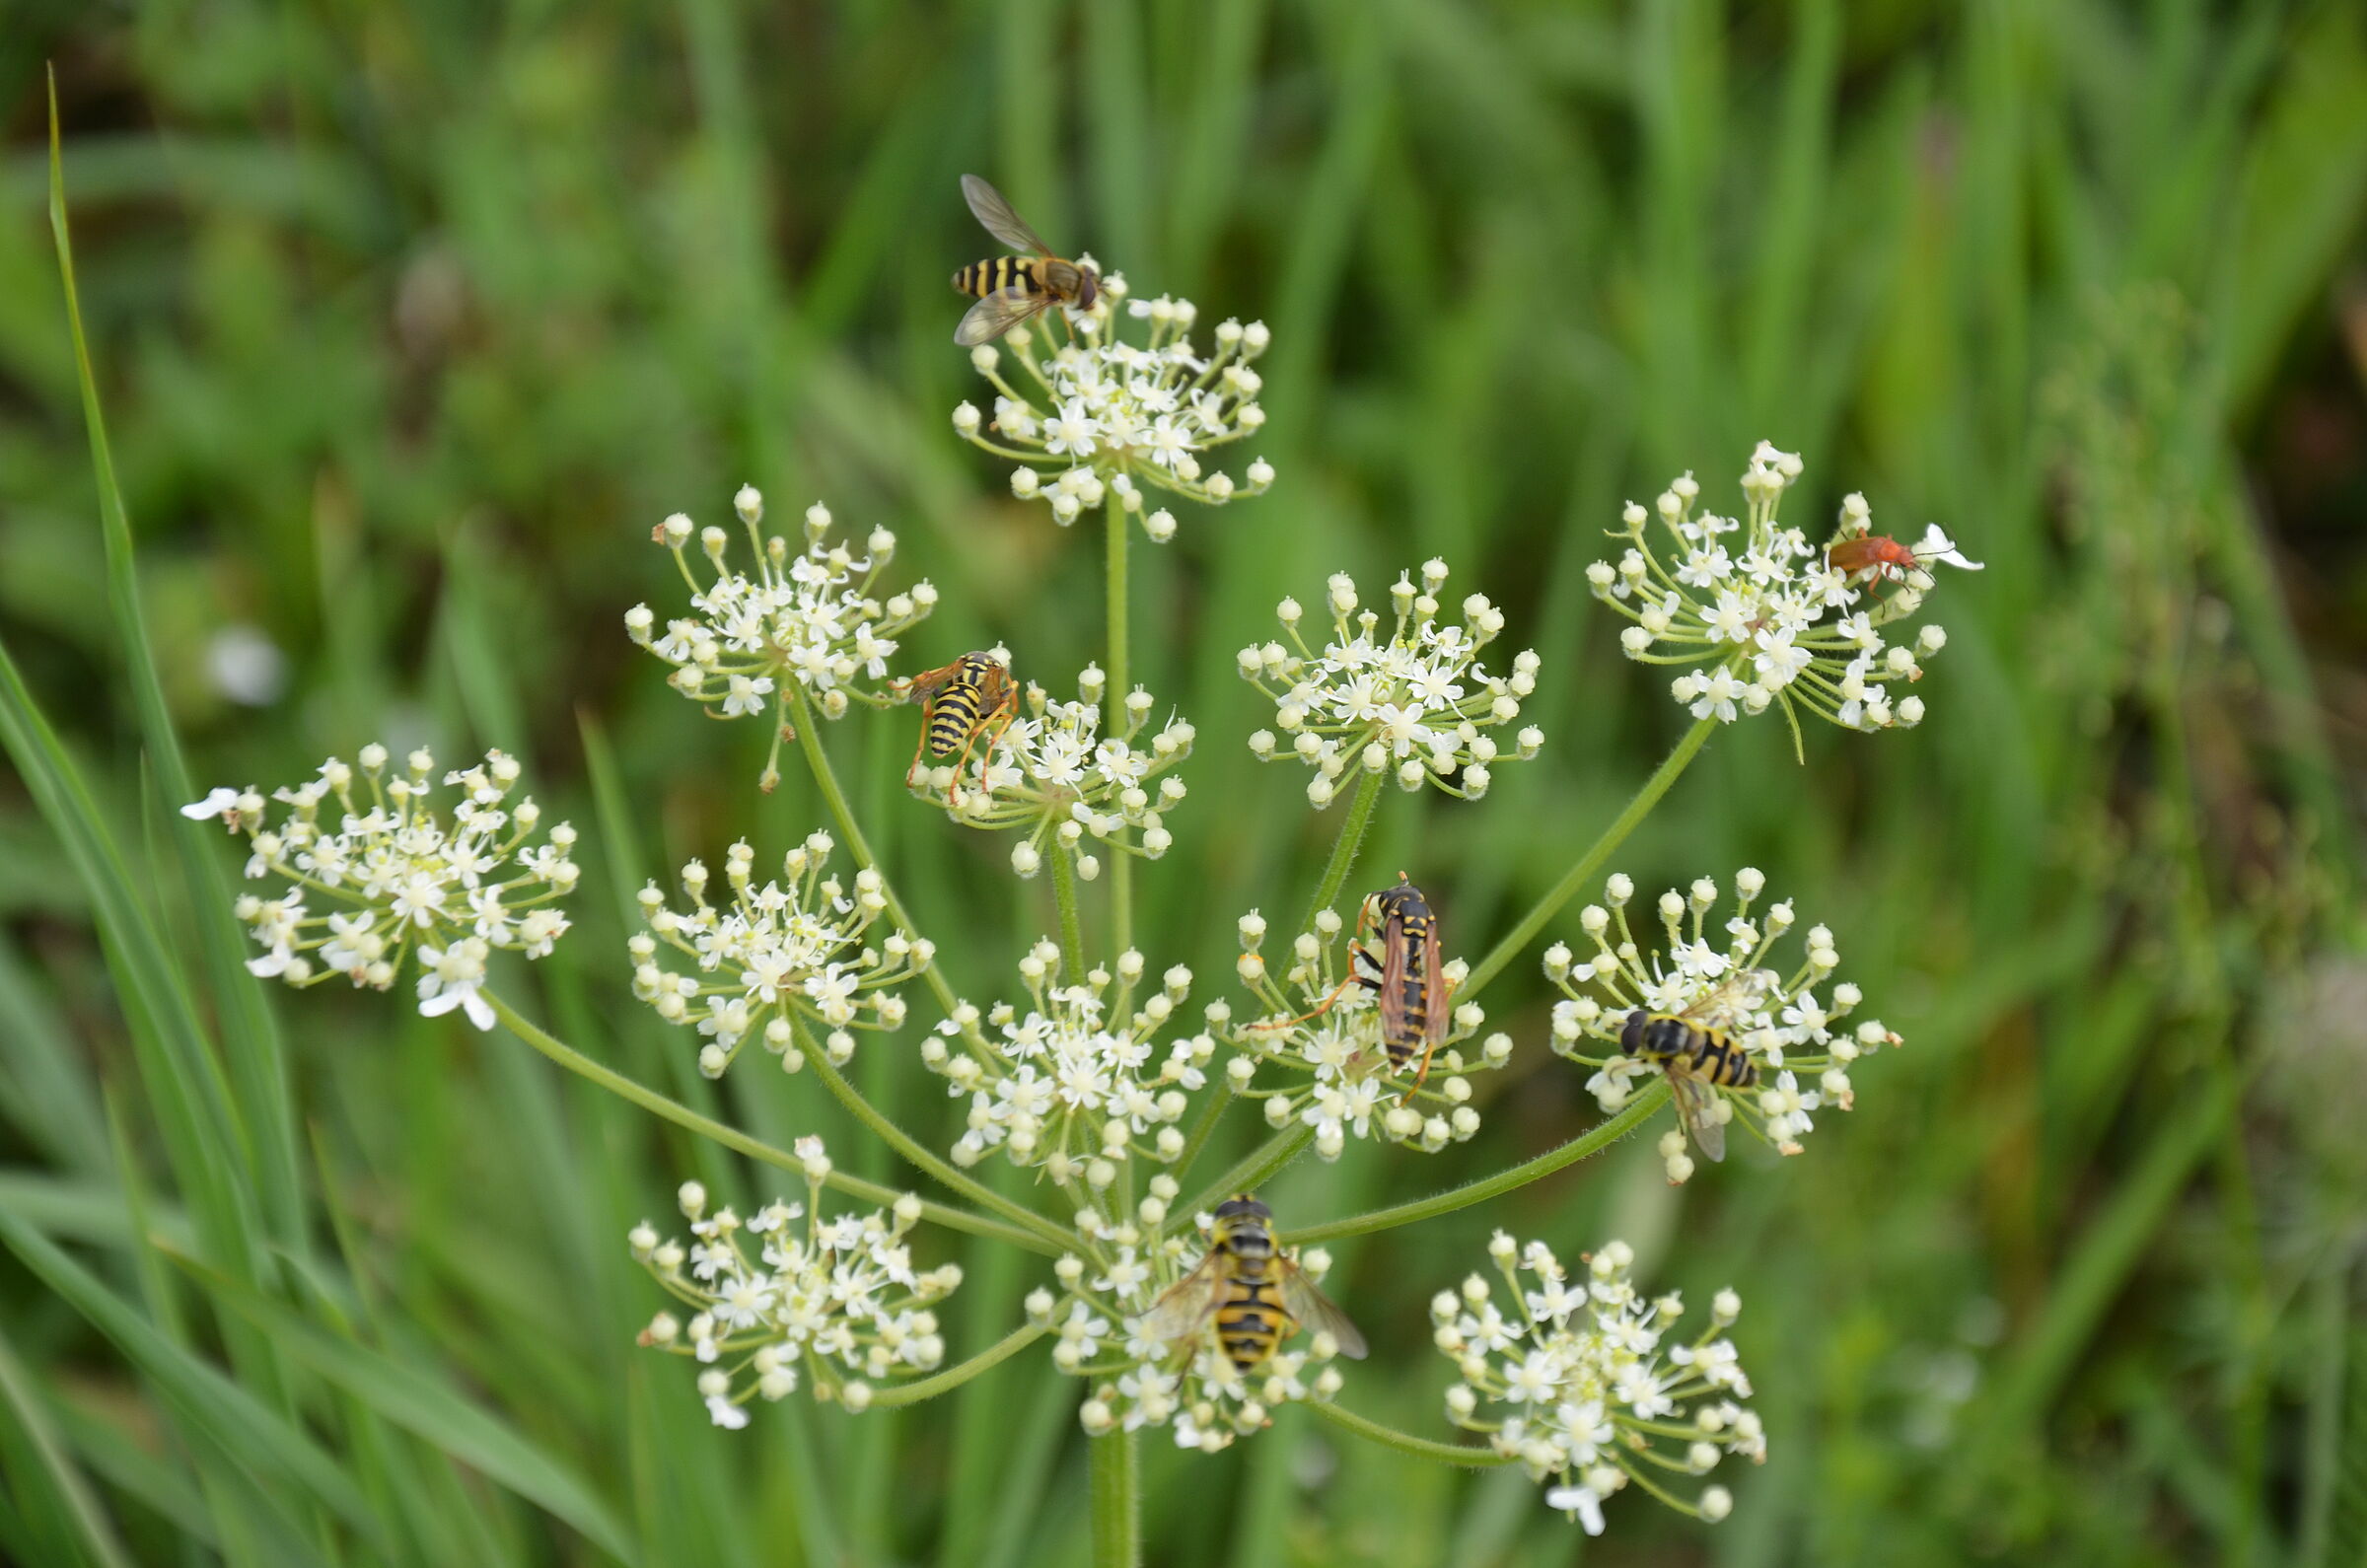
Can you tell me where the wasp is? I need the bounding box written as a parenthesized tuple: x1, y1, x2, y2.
(951, 175, 1101, 347)
(900, 651, 1018, 791)
(1255, 876, 1452, 1100)
(1138, 1195, 1368, 1375)
(1618, 984, 1762, 1163)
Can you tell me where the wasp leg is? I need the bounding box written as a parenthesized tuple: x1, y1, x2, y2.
(1396, 1038, 1440, 1105)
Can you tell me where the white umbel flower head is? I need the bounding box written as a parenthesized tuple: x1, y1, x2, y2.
(1221, 891, 1507, 1161)
(1042, 1203, 1348, 1452)
(185, 748, 579, 1029)
(627, 491, 935, 787)
(631, 831, 929, 1078)
(929, 944, 1210, 1176)
(1590, 445, 1973, 752)
(1241, 561, 1542, 804)
(633, 1138, 961, 1426)
(907, 670, 1194, 869)
(1543, 872, 1901, 1173)
(1435, 1236, 1761, 1534)
(959, 283, 1273, 528)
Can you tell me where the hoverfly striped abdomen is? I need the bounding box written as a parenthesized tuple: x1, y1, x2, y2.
(1366, 882, 1442, 1068)
(1139, 1192, 1368, 1373)
(902, 651, 1018, 792)
(1619, 1009, 1758, 1090)
(1208, 1197, 1287, 1372)
(923, 653, 1000, 758)
(953, 254, 1041, 301)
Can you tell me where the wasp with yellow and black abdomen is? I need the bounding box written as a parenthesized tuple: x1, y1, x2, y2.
(1138, 1194, 1367, 1375)
(898, 651, 1018, 794)
(1254, 875, 1453, 1100)
(1618, 995, 1760, 1163)
(950, 175, 1101, 347)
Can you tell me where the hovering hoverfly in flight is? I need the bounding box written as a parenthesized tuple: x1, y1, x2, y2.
(1138, 1195, 1368, 1374)
(950, 174, 1101, 347)
(1617, 974, 1767, 1162)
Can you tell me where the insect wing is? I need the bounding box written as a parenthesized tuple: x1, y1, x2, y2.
(954, 285, 1053, 347)
(1419, 913, 1449, 1045)
(1277, 1261, 1368, 1360)
(1136, 1253, 1228, 1347)
(960, 175, 1053, 255)
(1377, 900, 1411, 1049)
(1668, 1068, 1727, 1163)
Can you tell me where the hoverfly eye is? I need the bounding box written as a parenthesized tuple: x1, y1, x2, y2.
(1077, 269, 1100, 312)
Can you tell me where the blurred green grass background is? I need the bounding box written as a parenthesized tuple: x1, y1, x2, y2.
(4, 0, 2366, 1563)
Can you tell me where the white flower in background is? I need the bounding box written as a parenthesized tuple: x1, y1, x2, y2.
(203, 623, 289, 707)
(183, 746, 579, 1029)
(1240, 561, 1542, 807)
(1217, 906, 1509, 1161)
(955, 279, 1273, 529)
(631, 831, 931, 1079)
(632, 1141, 961, 1426)
(1435, 1236, 1759, 1534)
(626, 489, 936, 787)
(926, 944, 1210, 1191)
(1541, 870, 1901, 1179)
(906, 667, 1193, 873)
(1590, 443, 1974, 750)
(1041, 1198, 1348, 1450)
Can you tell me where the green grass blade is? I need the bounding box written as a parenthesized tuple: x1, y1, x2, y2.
(0, 1321, 137, 1568)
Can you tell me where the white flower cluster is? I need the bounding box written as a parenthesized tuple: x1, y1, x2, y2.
(925, 945, 1212, 1189)
(1435, 1236, 1761, 1535)
(630, 831, 930, 1080)
(631, 1139, 960, 1428)
(909, 667, 1193, 875)
(1034, 1208, 1347, 1451)
(1240, 560, 1543, 807)
(953, 280, 1274, 530)
(1220, 907, 1509, 1160)
(1588, 443, 1977, 746)
(181, 747, 579, 1032)
(1542, 870, 1901, 1180)
(625, 489, 936, 786)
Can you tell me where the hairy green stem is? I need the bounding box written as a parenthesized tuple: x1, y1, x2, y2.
(785, 686, 960, 1015)
(1304, 766, 1386, 933)
(1460, 718, 1715, 1001)
(1180, 1124, 1314, 1219)
(868, 1322, 1047, 1408)
(1050, 843, 1089, 980)
(1089, 1427, 1140, 1568)
(484, 995, 1056, 1254)
(1307, 1400, 1515, 1467)
(798, 1029, 1074, 1252)
(1277, 1081, 1671, 1246)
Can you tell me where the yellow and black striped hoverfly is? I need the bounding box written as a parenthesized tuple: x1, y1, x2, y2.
(1255, 876, 1453, 1101)
(1139, 1195, 1368, 1374)
(899, 651, 1018, 792)
(950, 175, 1101, 347)
(1617, 976, 1765, 1163)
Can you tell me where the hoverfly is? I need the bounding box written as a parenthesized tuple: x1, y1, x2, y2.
(1616, 975, 1767, 1163)
(900, 651, 1018, 791)
(1255, 876, 1453, 1100)
(950, 175, 1101, 347)
(1138, 1195, 1368, 1374)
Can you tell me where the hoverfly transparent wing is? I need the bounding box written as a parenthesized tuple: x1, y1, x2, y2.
(1667, 1068, 1727, 1163)
(1277, 1260, 1368, 1360)
(1136, 1252, 1229, 1347)
(1419, 911, 1449, 1047)
(960, 175, 1054, 255)
(954, 283, 1055, 348)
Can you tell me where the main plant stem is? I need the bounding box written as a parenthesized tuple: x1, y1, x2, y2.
(786, 686, 959, 1015)
(1460, 717, 1715, 1001)
(1050, 844, 1089, 980)
(1104, 499, 1134, 961)
(1089, 1428, 1140, 1568)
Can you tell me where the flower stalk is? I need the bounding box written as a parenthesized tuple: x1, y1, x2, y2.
(1089, 1426, 1141, 1568)
(1308, 1399, 1515, 1467)
(1303, 766, 1385, 932)
(868, 1321, 1048, 1408)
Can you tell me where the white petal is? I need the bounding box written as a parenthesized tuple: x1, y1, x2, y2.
(181, 788, 239, 820)
(460, 989, 497, 1032)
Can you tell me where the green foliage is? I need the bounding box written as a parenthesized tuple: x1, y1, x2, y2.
(3, 1, 2365, 1563)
